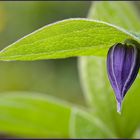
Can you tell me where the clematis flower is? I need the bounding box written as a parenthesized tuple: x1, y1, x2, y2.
(107, 40, 140, 113)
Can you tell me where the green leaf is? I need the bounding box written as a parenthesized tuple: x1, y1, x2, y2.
(0, 18, 139, 61)
(77, 1, 140, 138)
(0, 92, 71, 138)
(78, 56, 121, 137)
(120, 75, 140, 138)
(69, 107, 116, 138)
(0, 92, 114, 138)
(79, 56, 140, 138)
(88, 1, 140, 33)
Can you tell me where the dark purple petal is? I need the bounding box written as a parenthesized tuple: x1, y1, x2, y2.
(107, 42, 140, 113)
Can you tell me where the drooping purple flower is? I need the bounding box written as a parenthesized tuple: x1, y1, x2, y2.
(107, 41, 140, 113)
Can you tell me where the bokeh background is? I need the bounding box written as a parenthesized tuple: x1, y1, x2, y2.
(0, 1, 91, 105)
(1, 1, 140, 138)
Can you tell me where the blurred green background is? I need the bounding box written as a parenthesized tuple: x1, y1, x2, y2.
(1, 1, 140, 139)
(0, 1, 90, 105)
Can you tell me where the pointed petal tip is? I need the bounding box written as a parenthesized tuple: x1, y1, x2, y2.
(117, 101, 122, 114)
(107, 40, 140, 113)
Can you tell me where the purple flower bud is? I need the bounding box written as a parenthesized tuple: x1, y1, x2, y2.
(107, 40, 140, 113)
